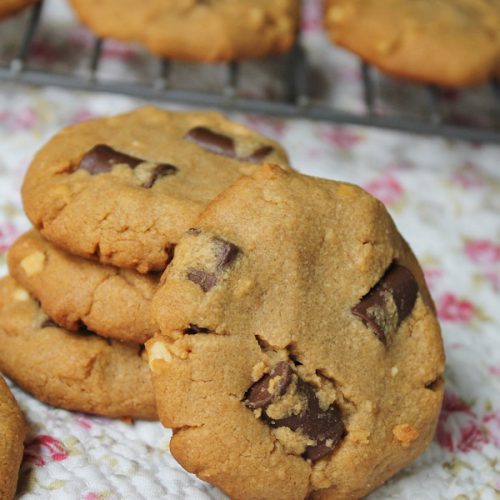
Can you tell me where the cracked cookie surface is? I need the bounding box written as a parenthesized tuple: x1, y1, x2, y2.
(8, 230, 159, 344)
(147, 165, 444, 499)
(325, 0, 500, 87)
(0, 375, 25, 500)
(69, 0, 300, 62)
(0, 276, 157, 420)
(22, 106, 290, 273)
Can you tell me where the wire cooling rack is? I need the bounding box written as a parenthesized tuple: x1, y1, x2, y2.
(1, 0, 500, 144)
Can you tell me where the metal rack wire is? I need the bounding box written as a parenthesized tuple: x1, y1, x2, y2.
(1, 0, 500, 144)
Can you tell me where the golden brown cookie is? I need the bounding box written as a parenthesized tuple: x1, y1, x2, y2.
(325, 0, 500, 87)
(8, 230, 159, 344)
(22, 106, 290, 273)
(0, 276, 157, 420)
(0, 375, 25, 500)
(69, 0, 300, 62)
(0, 0, 37, 20)
(147, 165, 445, 499)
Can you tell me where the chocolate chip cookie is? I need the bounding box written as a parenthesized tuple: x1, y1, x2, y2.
(22, 106, 290, 273)
(0, 0, 38, 20)
(0, 276, 157, 420)
(147, 165, 445, 499)
(69, 0, 300, 62)
(8, 230, 159, 344)
(325, 0, 500, 87)
(0, 375, 25, 500)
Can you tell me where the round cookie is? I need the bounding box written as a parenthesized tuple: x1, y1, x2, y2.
(147, 165, 445, 499)
(69, 0, 300, 62)
(0, 0, 37, 20)
(325, 0, 500, 87)
(22, 106, 290, 273)
(0, 276, 157, 420)
(0, 375, 25, 500)
(8, 230, 159, 344)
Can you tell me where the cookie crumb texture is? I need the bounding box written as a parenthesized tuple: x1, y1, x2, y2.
(0, 276, 157, 420)
(8, 230, 159, 344)
(325, 0, 500, 87)
(147, 165, 445, 499)
(69, 0, 300, 62)
(0, 376, 25, 500)
(22, 106, 290, 273)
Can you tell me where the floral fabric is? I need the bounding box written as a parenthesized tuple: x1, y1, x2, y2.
(0, 0, 499, 498)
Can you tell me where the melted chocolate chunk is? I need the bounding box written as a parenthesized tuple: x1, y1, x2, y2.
(187, 269, 217, 292)
(246, 365, 345, 462)
(142, 163, 178, 188)
(214, 238, 240, 270)
(246, 362, 292, 410)
(185, 127, 236, 158)
(186, 236, 240, 292)
(78, 145, 142, 174)
(352, 264, 419, 345)
(244, 145, 274, 164)
(184, 324, 212, 334)
(41, 318, 59, 329)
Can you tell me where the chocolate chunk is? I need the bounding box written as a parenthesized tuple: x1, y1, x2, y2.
(246, 362, 293, 410)
(267, 379, 345, 462)
(352, 264, 419, 345)
(78, 145, 142, 174)
(184, 324, 212, 334)
(185, 127, 236, 158)
(244, 145, 274, 164)
(142, 163, 178, 188)
(187, 269, 217, 292)
(41, 318, 59, 329)
(214, 238, 240, 270)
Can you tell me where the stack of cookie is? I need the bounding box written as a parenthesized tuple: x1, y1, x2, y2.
(0, 106, 289, 421)
(0, 106, 445, 498)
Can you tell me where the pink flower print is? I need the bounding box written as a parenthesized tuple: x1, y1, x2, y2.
(422, 267, 443, 291)
(484, 271, 500, 291)
(320, 127, 362, 150)
(437, 293, 475, 323)
(364, 174, 405, 205)
(24, 435, 69, 466)
(465, 239, 500, 265)
(452, 163, 484, 189)
(456, 421, 487, 452)
(483, 411, 500, 448)
(74, 415, 93, 429)
(0, 108, 37, 132)
(0, 222, 20, 253)
(84, 494, 99, 500)
(71, 109, 96, 124)
(243, 115, 286, 139)
(488, 365, 500, 376)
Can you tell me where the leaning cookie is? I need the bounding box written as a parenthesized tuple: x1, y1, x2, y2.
(0, 0, 38, 20)
(69, 0, 300, 62)
(0, 375, 25, 500)
(8, 230, 158, 344)
(22, 106, 290, 273)
(325, 0, 500, 87)
(147, 165, 444, 499)
(0, 276, 157, 420)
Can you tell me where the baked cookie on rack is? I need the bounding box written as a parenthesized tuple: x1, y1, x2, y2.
(147, 165, 445, 499)
(0, 375, 25, 500)
(0, 276, 157, 420)
(0, 0, 37, 20)
(325, 0, 500, 87)
(8, 230, 159, 344)
(22, 106, 290, 273)
(69, 0, 300, 62)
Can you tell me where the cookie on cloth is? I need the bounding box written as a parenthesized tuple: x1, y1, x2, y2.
(147, 165, 445, 499)
(325, 0, 500, 87)
(0, 0, 37, 20)
(0, 276, 157, 420)
(69, 0, 300, 62)
(0, 375, 25, 500)
(22, 106, 290, 273)
(8, 230, 158, 344)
